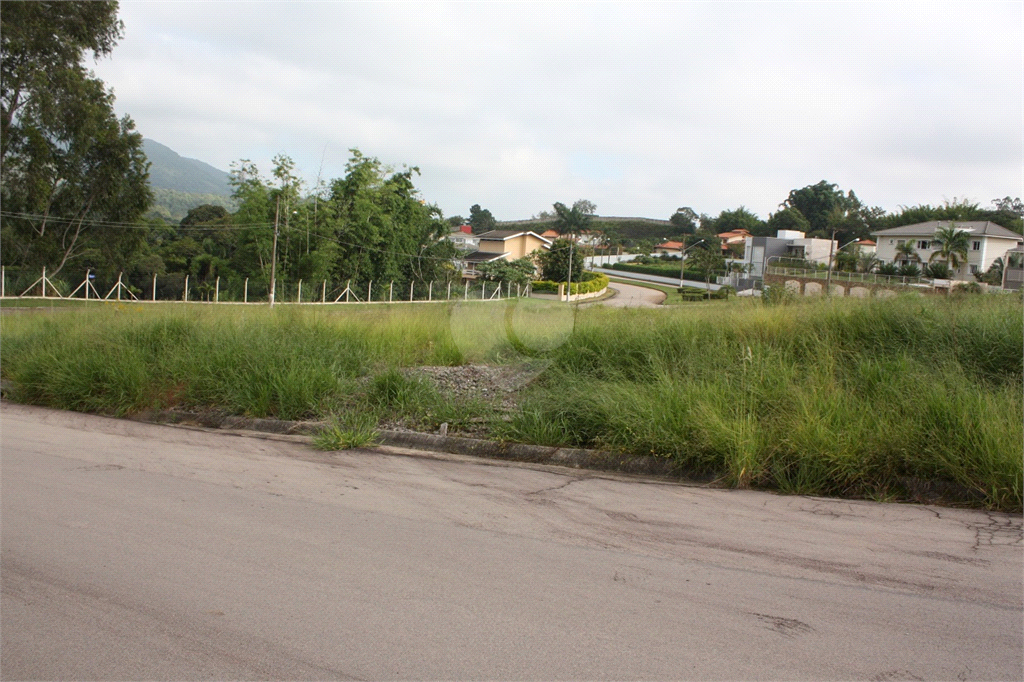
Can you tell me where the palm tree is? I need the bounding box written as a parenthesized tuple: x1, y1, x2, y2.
(894, 239, 919, 265)
(929, 223, 971, 272)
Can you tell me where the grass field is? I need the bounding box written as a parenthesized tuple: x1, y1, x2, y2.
(2, 294, 1021, 510)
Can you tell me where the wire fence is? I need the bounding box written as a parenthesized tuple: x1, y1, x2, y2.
(0, 266, 532, 304)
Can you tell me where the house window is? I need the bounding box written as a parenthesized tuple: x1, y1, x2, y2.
(969, 265, 979, 274)
(917, 240, 929, 250)
(972, 241, 981, 251)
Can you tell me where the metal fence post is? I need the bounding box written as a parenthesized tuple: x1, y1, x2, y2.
(244, 278, 248, 303)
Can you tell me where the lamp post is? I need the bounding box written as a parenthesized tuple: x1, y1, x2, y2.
(269, 196, 280, 307)
(826, 235, 860, 294)
(679, 239, 705, 286)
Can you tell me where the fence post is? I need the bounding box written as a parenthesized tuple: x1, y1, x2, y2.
(297, 279, 302, 304)
(428, 282, 432, 301)
(184, 275, 189, 302)
(368, 280, 372, 302)
(447, 281, 451, 300)
(152, 273, 157, 301)
(215, 277, 220, 303)
(1, 266, 4, 298)
(481, 282, 485, 300)
(244, 278, 248, 303)
(389, 281, 393, 303)
(322, 280, 326, 303)
(346, 279, 351, 303)
(116, 272, 123, 301)
(464, 281, 468, 300)
(409, 281, 414, 302)
(41, 267, 46, 298)
(517, 282, 521, 298)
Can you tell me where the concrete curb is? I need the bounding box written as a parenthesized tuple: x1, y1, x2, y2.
(131, 409, 695, 480)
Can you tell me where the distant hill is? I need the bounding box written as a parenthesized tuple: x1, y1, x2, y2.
(142, 139, 237, 223)
(143, 138, 232, 195)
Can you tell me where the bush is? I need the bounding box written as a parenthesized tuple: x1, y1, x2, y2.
(676, 285, 732, 301)
(531, 273, 608, 296)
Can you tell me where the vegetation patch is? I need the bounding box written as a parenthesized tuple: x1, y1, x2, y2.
(1, 295, 1020, 510)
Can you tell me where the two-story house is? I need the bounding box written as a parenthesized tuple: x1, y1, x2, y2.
(871, 221, 1023, 281)
(459, 230, 552, 279)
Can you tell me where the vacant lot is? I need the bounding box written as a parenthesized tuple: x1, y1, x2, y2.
(1, 294, 1021, 510)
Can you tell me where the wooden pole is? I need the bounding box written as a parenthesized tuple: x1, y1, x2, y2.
(297, 279, 302, 304)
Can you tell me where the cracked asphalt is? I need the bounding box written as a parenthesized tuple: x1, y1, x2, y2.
(2, 402, 1021, 680)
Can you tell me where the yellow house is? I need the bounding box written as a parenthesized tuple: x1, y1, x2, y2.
(461, 230, 552, 278)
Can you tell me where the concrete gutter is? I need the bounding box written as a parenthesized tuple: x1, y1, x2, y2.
(130, 408, 697, 481)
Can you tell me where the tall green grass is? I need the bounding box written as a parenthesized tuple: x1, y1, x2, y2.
(2, 295, 1021, 509)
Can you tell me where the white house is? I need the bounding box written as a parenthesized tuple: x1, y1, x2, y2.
(740, 231, 837, 278)
(871, 221, 1023, 281)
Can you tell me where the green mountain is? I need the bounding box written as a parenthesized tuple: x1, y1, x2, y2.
(142, 139, 237, 222)
(143, 138, 232, 195)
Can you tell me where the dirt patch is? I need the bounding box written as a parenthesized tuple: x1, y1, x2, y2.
(402, 363, 545, 411)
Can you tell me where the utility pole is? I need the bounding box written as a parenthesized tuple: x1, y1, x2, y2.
(269, 196, 280, 307)
(825, 229, 836, 295)
(566, 237, 574, 303)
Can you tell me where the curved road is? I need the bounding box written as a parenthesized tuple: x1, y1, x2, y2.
(592, 280, 667, 308)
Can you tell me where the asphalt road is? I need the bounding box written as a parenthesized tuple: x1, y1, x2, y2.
(2, 402, 1021, 681)
(594, 281, 667, 308)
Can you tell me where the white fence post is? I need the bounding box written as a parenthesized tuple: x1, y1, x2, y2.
(244, 278, 248, 303)
(322, 280, 326, 303)
(215, 277, 220, 303)
(464, 281, 468, 300)
(297, 279, 302, 303)
(41, 267, 46, 298)
(368, 280, 373, 302)
(184, 275, 189, 302)
(447, 281, 451, 300)
(389, 281, 393, 303)
(152, 273, 157, 301)
(409, 281, 414, 302)
(428, 282, 432, 301)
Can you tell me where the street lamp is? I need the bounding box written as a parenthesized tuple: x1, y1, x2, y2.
(825, 235, 860, 294)
(679, 239, 706, 286)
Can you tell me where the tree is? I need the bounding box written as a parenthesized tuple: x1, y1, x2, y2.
(713, 206, 766, 236)
(766, 207, 810, 236)
(781, 181, 848, 235)
(474, 256, 536, 287)
(468, 204, 496, 233)
(538, 238, 583, 283)
(894, 239, 919, 264)
(670, 207, 699, 234)
(687, 243, 725, 300)
(0, 1, 151, 278)
(552, 201, 593, 235)
(929, 223, 971, 271)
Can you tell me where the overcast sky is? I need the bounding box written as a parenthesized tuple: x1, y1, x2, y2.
(91, 1, 1023, 222)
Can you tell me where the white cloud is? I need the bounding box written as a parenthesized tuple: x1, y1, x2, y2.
(93, 0, 1023, 222)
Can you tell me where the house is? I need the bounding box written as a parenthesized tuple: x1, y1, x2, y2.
(445, 226, 480, 251)
(1001, 244, 1024, 290)
(871, 221, 1023, 281)
(540, 229, 559, 240)
(717, 228, 751, 255)
(654, 241, 684, 256)
(459, 230, 552, 279)
(854, 239, 876, 255)
(740, 230, 837, 278)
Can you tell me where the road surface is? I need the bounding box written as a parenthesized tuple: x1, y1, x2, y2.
(594, 267, 723, 291)
(2, 402, 1021, 680)
(593, 280, 666, 308)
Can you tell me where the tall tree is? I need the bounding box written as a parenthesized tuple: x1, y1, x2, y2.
(468, 204, 496, 233)
(0, 1, 151, 277)
(552, 201, 592, 235)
